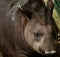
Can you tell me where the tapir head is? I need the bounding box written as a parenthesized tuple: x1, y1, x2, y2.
(21, 0, 58, 55)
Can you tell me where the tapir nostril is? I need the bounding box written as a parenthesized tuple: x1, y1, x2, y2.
(45, 50, 56, 54)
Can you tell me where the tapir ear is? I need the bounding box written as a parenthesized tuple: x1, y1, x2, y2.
(19, 6, 33, 19)
(18, 0, 38, 19)
(46, 0, 54, 18)
(22, 8, 33, 19)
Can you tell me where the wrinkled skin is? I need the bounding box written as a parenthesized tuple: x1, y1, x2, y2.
(0, 0, 58, 57)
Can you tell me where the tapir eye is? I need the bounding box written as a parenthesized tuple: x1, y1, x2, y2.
(34, 32, 43, 37)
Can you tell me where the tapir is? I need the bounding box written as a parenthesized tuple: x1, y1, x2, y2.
(0, 0, 58, 57)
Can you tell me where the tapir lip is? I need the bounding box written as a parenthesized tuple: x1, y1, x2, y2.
(45, 50, 56, 54)
(39, 48, 56, 55)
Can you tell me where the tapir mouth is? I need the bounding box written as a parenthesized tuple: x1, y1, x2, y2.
(44, 51, 57, 57)
(45, 50, 56, 54)
(39, 48, 56, 55)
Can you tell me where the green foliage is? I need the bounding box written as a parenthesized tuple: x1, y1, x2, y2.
(54, 0, 60, 16)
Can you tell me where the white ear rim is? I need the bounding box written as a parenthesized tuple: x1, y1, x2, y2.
(43, 0, 55, 6)
(52, 0, 55, 3)
(43, 0, 47, 6)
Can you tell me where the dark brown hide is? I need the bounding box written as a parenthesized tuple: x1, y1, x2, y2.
(0, 0, 59, 57)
